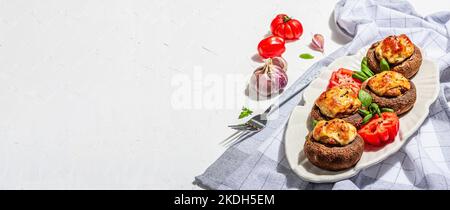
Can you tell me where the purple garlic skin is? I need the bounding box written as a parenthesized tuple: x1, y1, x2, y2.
(311, 34, 324, 53)
(250, 58, 288, 97)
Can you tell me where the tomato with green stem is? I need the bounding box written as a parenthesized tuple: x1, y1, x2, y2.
(270, 14, 303, 40)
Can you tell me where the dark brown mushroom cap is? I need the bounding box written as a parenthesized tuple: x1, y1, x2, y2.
(310, 105, 363, 128)
(366, 42, 422, 79)
(361, 80, 416, 116)
(304, 133, 364, 171)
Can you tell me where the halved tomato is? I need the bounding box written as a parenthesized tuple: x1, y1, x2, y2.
(358, 112, 400, 146)
(328, 68, 362, 92)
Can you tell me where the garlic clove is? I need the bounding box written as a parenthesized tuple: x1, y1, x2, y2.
(271, 57, 288, 72)
(311, 34, 324, 53)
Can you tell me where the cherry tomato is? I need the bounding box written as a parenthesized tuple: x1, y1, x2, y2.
(270, 14, 303, 40)
(327, 68, 362, 92)
(358, 112, 400, 146)
(257, 36, 286, 59)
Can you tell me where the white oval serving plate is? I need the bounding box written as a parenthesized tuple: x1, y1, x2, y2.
(285, 47, 440, 183)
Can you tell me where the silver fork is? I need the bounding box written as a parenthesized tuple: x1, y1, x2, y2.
(228, 106, 271, 132)
(224, 80, 313, 146)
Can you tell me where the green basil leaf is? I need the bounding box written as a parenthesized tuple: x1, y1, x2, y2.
(238, 107, 253, 119)
(299, 53, 314, 59)
(361, 57, 368, 68)
(359, 109, 371, 116)
(369, 103, 382, 117)
(356, 71, 369, 79)
(358, 90, 372, 107)
(380, 58, 390, 71)
(312, 120, 318, 128)
(352, 72, 367, 82)
(362, 113, 374, 124)
(361, 65, 374, 77)
(381, 108, 394, 113)
(369, 103, 378, 112)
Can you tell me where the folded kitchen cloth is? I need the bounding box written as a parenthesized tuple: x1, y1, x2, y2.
(195, 0, 450, 190)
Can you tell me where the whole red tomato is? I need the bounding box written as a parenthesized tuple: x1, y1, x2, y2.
(270, 14, 303, 40)
(257, 36, 286, 59)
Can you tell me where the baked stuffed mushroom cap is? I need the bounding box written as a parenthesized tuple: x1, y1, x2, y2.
(367, 34, 422, 79)
(361, 71, 416, 115)
(304, 119, 364, 171)
(311, 85, 363, 128)
(310, 106, 363, 128)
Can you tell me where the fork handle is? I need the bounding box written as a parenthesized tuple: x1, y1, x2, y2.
(264, 81, 311, 116)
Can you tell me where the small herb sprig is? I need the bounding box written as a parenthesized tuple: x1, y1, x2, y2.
(238, 107, 253, 119)
(299, 53, 314, 59)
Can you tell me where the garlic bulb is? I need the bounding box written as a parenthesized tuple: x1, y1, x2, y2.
(250, 57, 288, 97)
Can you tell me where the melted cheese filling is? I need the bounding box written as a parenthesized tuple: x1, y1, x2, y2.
(312, 119, 357, 146)
(315, 86, 361, 118)
(375, 34, 414, 64)
(368, 71, 411, 97)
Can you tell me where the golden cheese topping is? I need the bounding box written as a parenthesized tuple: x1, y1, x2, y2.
(375, 34, 415, 64)
(315, 86, 361, 118)
(368, 71, 411, 97)
(312, 119, 357, 146)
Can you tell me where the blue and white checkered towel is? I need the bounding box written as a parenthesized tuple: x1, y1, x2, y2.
(196, 0, 450, 190)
